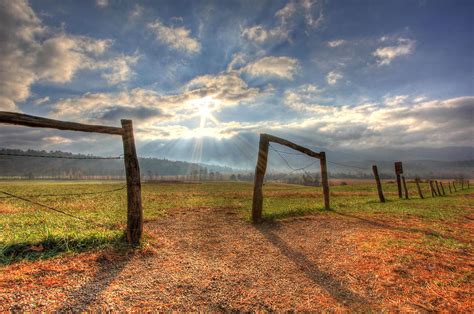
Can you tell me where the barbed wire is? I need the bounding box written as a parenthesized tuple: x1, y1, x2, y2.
(0, 185, 127, 199)
(0, 152, 123, 160)
(269, 145, 319, 172)
(0, 191, 113, 229)
(269, 144, 368, 173)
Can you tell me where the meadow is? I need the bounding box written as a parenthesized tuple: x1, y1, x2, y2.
(0, 179, 471, 264)
(1, 179, 473, 311)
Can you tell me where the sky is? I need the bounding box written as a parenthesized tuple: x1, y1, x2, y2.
(0, 0, 473, 166)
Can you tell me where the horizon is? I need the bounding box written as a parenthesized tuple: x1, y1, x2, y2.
(0, 0, 473, 167)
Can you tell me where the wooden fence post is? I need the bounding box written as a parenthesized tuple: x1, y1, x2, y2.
(372, 165, 385, 203)
(453, 181, 457, 192)
(402, 176, 409, 199)
(448, 182, 452, 193)
(394, 162, 403, 198)
(461, 180, 464, 189)
(121, 119, 143, 246)
(415, 178, 424, 199)
(468, 180, 470, 189)
(252, 134, 269, 222)
(440, 182, 446, 195)
(429, 180, 436, 197)
(320, 152, 330, 210)
(435, 181, 442, 196)
(396, 176, 402, 198)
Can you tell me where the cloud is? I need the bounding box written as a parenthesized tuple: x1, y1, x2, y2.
(327, 39, 346, 47)
(282, 87, 474, 147)
(100, 53, 140, 85)
(50, 72, 265, 137)
(0, 0, 138, 111)
(384, 94, 409, 106)
(373, 37, 415, 66)
(283, 84, 332, 112)
(240, 56, 299, 80)
(242, 0, 323, 44)
(148, 19, 200, 54)
(33, 96, 50, 105)
(96, 0, 108, 8)
(326, 71, 343, 85)
(129, 4, 144, 20)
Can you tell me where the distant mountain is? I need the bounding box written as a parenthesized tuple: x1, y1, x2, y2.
(1, 146, 471, 180)
(140, 136, 473, 168)
(0, 148, 232, 179)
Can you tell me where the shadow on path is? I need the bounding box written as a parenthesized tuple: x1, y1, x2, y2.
(254, 223, 370, 309)
(56, 252, 133, 312)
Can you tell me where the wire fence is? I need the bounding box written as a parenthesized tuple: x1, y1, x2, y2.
(0, 152, 123, 160)
(0, 185, 127, 199)
(0, 190, 114, 229)
(269, 143, 369, 176)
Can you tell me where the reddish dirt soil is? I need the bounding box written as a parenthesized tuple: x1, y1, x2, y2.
(1, 206, 473, 311)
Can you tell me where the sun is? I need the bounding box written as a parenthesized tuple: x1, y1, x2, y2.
(199, 103, 211, 124)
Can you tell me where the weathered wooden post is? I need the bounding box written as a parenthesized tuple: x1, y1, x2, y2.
(448, 182, 452, 193)
(468, 180, 470, 189)
(320, 152, 330, 210)
(415, 178, 424, 199)
(402, 176, 409, 199)
(394, 162, 403, 198)
(372, 165, 385, 203)
(0, 111, 144, 246)
(440, 182, 446, 196)
(121, 119, 143, 246)
(429, 180, 436, 197)
(252, 134, 269, 222)
(435, 181, 442, 196)
(453, 181, 457, 192)
(461, 179, 464, 189)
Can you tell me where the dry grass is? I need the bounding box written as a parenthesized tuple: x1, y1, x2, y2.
(0, 181, 473, 311)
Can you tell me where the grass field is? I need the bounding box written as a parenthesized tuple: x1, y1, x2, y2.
(0, 180, 473, 311)
(0, 179, 471, 264)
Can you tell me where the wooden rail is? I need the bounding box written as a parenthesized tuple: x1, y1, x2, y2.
(0, 111, 124, 135)
(251, 133, 329, 222)
(0, 111, 142, 246)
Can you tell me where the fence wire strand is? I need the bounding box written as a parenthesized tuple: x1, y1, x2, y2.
(269, 143, 368, 174)
(0, 152, 123, 160)
(0, 190, 113, 229)
(0, 185, 127, 199)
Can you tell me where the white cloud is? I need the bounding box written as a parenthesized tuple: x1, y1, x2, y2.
(384, 95, 409, 106)
(0, 0, 138, 111)
(373, 37, 415, 66)
(283, 84, 332, 112)
(326, 71, 343, 85)
(129, 4, 143, 20)
(33, 96, 50, 105)
(227, 52, 247, 72)
(282, 86, 474, 147)
(242, 0, 323, 44)
(96, 0, 108, 8)
(51, 72, 264, 128)
(148, 19, 200, 54)
(240, 56, 299, 80)
(327, 39, 346, 47)
(101, 54, 140, 85)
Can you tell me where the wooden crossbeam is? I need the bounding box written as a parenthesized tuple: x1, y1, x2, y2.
(0, 111, 124, 135)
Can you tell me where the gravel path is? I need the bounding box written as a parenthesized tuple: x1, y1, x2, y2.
(1, 205, 472, 311)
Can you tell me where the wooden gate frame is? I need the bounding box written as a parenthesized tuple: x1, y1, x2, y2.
(0, 111, 143, 246)
(251, 133, 330, 222)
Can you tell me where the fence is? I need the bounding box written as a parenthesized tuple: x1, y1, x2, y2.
(0, 111, 143, 246)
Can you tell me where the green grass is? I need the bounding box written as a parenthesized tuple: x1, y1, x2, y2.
(0, 180, 472, 264)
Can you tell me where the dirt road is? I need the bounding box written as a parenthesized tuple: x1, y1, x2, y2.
(1, 205, 472, 311)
